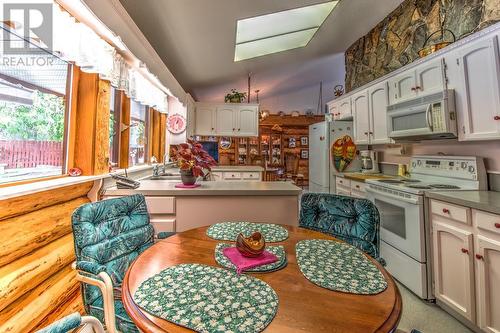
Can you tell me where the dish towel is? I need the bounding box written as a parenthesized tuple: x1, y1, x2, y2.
(223, 247, 278, 274)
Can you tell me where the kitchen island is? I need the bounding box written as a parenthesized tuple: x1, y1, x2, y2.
(104, 180, 301, 232)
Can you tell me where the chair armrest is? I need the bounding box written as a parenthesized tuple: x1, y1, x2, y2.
(157, 232, 176, 239)
(35, 312, 81, 333)
(75, 261, 107, 275)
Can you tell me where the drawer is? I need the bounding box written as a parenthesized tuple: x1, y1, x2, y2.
(211, 172, 223, 181)
(351, 189, 365, 199)
(473, 209, 500, 236)
(223, 172, 242, 180)
(151, 217, 175, 233)
(350, 181, 366, 193)
(145, 197, 175, 214)
(336, 177, 351, 188)
(242, 172, 260, 180)
(430, 199, 470, 225)
(337, 188, 351, 196)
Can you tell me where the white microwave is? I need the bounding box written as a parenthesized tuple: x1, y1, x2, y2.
(387, 90, 457, 141)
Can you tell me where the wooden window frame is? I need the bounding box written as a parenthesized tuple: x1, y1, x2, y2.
(109, 88, 123, 168)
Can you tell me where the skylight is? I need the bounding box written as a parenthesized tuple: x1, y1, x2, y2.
(234, 1, 339, 61)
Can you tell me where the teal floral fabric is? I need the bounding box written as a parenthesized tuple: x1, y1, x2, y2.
(299, 193, 380, 259)
(72, 194, 154, 333)
(134, 264, 279, 333)
(214, 243, 287, 273)
(206, 222, 288, 242)
(35, 312, 81, 333)
(296, 240, 387, 295)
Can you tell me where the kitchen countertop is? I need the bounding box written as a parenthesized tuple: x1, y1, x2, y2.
(426, 191, 500, 215)
(211, 165, 264, 172)
(105, 180, 301, 197)
(335, 172, 396, 183)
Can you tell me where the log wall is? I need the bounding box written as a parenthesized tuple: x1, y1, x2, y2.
(0, 181, 93, 332)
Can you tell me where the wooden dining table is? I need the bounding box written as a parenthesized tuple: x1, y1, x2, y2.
(122, 226, 402, 333)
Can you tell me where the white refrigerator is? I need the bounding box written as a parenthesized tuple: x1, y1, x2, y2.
(309, 120, 362, 194)
(309, 122, 330, 193)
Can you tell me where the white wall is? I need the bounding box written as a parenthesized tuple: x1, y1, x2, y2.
(192, 53, 345, 114)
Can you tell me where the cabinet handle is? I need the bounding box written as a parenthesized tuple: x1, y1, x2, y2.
(415, 86, 421, 90)
(356, 185, 360, 189)
(369, 131, 373, 135)
(238, 128, 240, 131)
(494, 116, 500, 120)
(442, 208, 450, 214)
(411, 87, 416, 91)
(233, 128, 235, 131)
(461, 248, 469, 254)
(211, 127, 214, 131)
(494, 223, 500, 229)
(364, 132, 368, 135)
(476, 254, 484, 260)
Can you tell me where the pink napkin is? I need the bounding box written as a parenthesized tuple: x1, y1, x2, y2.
(222, 247, 278, 274)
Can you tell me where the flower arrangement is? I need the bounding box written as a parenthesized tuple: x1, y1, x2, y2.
(171, 139, 217, 181)
(224, 89, 247, 103)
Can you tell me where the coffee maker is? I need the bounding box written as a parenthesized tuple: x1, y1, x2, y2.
(360, 150, 380, 174)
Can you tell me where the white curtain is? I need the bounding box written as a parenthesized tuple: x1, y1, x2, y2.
(51, 5, 169, 113)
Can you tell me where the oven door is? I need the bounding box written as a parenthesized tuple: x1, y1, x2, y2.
(366, 187, 426, 262)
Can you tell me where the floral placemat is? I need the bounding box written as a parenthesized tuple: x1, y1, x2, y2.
(215, 243, 287, 273)
(206, 222, 289, 242)
(296, 240, 387, 295)
(134, 264, 279, 333)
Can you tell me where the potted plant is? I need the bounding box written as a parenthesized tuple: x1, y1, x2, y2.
(224, 89, 247, 103)
(171, 139, 217, 185)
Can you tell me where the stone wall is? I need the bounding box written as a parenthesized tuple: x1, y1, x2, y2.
(345, 0, 500, 92)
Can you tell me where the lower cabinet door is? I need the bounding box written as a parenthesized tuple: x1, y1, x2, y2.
(432, 220, 475, 321)
(476, 235, 500, 333)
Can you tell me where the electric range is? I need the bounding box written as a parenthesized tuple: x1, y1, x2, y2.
(365, 156, 487, 299)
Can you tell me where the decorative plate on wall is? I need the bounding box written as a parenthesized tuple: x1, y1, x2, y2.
(167, 114, 186, 134)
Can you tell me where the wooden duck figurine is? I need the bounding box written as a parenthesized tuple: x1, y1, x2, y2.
(236, 232, 266, 257)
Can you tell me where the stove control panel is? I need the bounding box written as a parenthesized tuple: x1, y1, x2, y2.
(409, 156, 484, 181)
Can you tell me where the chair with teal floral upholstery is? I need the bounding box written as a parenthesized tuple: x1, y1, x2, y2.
(300, 193, 381, 260)
(35, 312, 104, 333)
(71, 194, 173, 333)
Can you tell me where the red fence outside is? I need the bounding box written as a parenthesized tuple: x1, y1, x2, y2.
(0, 140, 63, 168)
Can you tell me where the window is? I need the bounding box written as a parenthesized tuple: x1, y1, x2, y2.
(109, 87, 122, 168)
(129, 100, 149, 166)
(0, 28, 69, 184)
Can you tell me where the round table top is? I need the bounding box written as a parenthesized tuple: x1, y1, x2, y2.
(122, 226, 402, 333)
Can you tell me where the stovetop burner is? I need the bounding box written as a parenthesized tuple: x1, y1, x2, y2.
(405, 184, 432, 189)
(429, 184, 461, 189)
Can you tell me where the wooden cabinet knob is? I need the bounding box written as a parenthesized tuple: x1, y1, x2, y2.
(442, 208, 450, 214)
(411, 87, 416, 91)
(476, 254, 484, 260)
(415, 86, 421, 90)
(364, 132, 369, 135)
(461, 248, 469, 254)
(356, 185, 360, 189)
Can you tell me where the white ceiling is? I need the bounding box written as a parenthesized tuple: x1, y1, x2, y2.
(119, 0, 403, 94)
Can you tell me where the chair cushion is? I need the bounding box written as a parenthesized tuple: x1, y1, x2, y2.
(300, 193, 380, 258)
(89, 297, 139, 333)
(72, 194, 154, 307)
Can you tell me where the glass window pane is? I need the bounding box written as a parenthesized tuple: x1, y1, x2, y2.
(0, 28, 68, 184)
(129, 101, 148, 166)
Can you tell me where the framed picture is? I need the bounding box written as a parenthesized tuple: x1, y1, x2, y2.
(301, 136, 308, 146)
(301, 149, 309, 159)
(289, 137, 296, 148)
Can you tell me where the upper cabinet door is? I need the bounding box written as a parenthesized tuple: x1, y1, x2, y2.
(432, 220, 476, 321)
(369, 82, 391, 144)
(457, 36, 500, 141)
(388, 71, 417, 105)
(475, 235, 500, 333)
(352, 90, 370, 144)
(215, 106, 236, 136)
(338, 98, 352, 120)
(237, 106, 258, 136)
(195, 105, 215, 136)
(416, 58, 446, 95)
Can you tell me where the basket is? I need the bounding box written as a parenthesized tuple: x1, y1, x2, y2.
(418, 29, 456, 58)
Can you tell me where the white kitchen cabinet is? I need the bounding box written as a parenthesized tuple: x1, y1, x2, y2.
(369, 81, 391, 144)
(475, 235, 500, 333)
(388, 58, 446, 105)
(432, 218, 475, 321)
(216, 106, 237, 136)
(195, 103, 259, 137)
(338, 98, 352, 120)
(352, 90, 370, 144)
(237, 106, 259, 136)
(456, 36, 500, 140)
(195, 104, 216, 136)
(327, 100, 338, 117)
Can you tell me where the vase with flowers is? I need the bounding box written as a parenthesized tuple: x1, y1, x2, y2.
(171, 139, 217, 185)
(224, 89, 247, 103)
